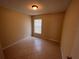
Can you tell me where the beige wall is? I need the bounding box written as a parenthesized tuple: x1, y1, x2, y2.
(61, 0, 79, 59)
(0, 7, 31, 49)
(32, 13, 64, 42)
(71, 23, 79, 59)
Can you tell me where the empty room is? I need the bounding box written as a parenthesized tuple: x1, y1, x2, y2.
(0, 0, 79, 59)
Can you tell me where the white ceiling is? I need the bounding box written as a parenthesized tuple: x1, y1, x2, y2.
(0, 0, 71, 15)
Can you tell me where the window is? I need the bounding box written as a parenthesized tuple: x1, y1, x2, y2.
(34, 19, 42, 34)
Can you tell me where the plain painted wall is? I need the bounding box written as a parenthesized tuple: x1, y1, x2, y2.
(61, 0, 79, 59)
(32, 13, 64, 42)
(71, 22, 79, 59)
(0, 7, 31, 49)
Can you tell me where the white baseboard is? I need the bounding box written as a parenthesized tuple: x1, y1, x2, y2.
(60, 47, 67, 59)
(49, 38, 59, 43)
(60, 47, 63, 59)
(2, 37, 59, 50)
(2, 37, 30, 50)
